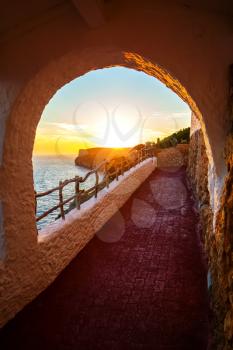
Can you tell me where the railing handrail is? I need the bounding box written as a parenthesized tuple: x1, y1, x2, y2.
(35, 144, 156, 228)
(35, 161, 106, 198)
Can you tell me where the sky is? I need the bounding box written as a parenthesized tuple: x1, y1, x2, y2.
(33, 67, 191, 155)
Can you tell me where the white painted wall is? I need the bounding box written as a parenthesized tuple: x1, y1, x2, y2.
(190, 113, 226, 219)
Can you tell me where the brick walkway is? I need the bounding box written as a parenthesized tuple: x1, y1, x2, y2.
(0, 166, 209, 350)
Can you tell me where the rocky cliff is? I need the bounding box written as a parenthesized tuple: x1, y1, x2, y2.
(75, 147, 131, 169)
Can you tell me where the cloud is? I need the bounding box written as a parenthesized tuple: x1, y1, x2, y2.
(151, 112, 161, 117)
(171, 112, 191, 118)
(36, 122, 92, 138)
(43, 122, 89, 131)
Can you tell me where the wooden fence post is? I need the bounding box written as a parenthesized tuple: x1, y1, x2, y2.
(116, 161, 119, 181)
(75, 177, 80, 210)
(121, 158, 124, 176)
(34, 191, 37, 216)
(59, 181, 65, 219)
(95, 171, 99, 198)
(105, 162, 110, 188)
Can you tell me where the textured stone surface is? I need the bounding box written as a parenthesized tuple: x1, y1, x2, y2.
(0, 158, 156, 327)
(0, 201, 5, 260)
(157, 144, 189, 169)
(188, 114, 233, 350)
(188, 115, 212, 234)
(0, 166, 209, 350)
(212, 134, 233, 350)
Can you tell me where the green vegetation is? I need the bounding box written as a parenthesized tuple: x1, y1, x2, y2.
(157, 127, 190, 148)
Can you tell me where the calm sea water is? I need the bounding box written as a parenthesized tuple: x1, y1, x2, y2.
(33, 156, 99, 230)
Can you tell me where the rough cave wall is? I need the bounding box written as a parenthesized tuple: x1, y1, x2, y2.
(212, 133, 233, 350)
(188, 113, 233, 350)
(188, 114, 212, 233)
(0, 0, 233, 340)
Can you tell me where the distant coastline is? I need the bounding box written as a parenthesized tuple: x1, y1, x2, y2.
(75, 147, 131, 169)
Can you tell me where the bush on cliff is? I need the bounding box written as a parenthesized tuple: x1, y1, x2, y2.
(157, 127, 190, 148)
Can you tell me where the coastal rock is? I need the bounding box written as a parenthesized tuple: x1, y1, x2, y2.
(75, 147, 131, 169)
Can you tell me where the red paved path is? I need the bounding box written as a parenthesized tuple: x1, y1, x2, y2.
(0, 167, 209, 350)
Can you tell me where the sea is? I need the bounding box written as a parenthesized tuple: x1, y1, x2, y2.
(33, 156, 99, 230)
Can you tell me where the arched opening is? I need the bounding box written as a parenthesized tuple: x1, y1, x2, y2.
(1, 1, 233, 346)
(0, 49, 229, 348)
(2, 50, 213, 243)
(32, 66, 191, 231)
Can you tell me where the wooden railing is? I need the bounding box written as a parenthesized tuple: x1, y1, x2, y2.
(35, 145, 156, 227)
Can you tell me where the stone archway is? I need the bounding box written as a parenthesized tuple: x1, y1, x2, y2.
(2, 47, 209, 250)
(0, 47, 213, 324)
(2, 49, 205, 314)
(0, 1, 232, 346)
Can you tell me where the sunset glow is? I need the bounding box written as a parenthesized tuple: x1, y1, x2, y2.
(33, 67, 191, 155)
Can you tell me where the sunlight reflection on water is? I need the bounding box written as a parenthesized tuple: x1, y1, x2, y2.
(33, 156, 99, 230)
